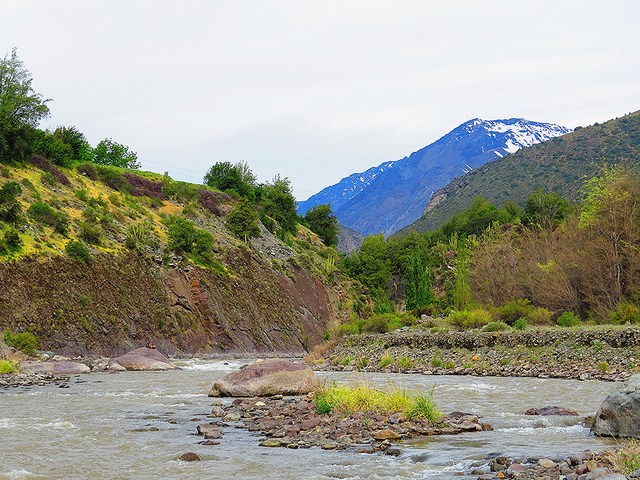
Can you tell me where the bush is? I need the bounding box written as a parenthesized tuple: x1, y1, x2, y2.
(496, 298, 535, 326)
(3, 331, 40, 356)
(610, 303, 640, 324)
(556, 311, 581, 327)
(513, 318, 528, 330)
(527, 307, 554, 325)
(2, 226, 22, 249)
(65, 240, 92, 263)
(78, 221, 102, 245)
(28, 201, 57, 225)
(483, 321, 510, 332)
(123, 173, 165, 199)
(225, 199, 260, 240)
(448, 308, 494, 330)
(0, 359, 19, 374)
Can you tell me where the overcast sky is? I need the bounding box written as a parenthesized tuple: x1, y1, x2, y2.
(2, 1, 639, 199)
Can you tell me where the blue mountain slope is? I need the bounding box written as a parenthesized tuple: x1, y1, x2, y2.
(298, 118, 570, 236)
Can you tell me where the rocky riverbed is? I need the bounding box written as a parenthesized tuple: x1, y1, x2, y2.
(0, 371, 70, 388)
(196, 395, 490, 452)
(315, 328, 640, 381)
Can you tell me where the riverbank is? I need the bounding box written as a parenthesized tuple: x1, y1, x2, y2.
(312, 327, 640, 381)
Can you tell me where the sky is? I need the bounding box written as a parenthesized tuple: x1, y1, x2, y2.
(1, 1, 639, 199)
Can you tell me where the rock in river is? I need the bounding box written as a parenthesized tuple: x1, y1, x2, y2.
(525, 406, 579, 416)
(20, 360, 90, 375)
(208, 359, 320, 397)
(112, 347, 177, 371)
(592, 374, 640, 438)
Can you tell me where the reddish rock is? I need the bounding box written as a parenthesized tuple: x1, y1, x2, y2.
(301, 417, 321, 430)
(525, 406, 579, 416)
(208, 359, 320, 397)
(179, 452, 201, 461)
(113, 347, 177, 371)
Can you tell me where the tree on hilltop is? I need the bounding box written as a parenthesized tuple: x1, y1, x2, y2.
(0, 48, 50, 163)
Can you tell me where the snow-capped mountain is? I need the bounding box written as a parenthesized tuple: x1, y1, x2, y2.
(297, 118, 571, 237)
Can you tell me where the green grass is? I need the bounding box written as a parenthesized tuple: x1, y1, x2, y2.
(313, 383, 442, 421)
(0, 359, 19, 374)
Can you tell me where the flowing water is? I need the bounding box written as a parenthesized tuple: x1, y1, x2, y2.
(0, 360, 619, 480)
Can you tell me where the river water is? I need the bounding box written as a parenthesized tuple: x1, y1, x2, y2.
(0, 360, 619, 480)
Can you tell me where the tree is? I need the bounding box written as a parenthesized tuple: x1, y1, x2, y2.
(92, 138, 140, 169)
(226, 198, 260, 240)
(304, 204, 339, 246)
(524, 188, 569, 230)
(404, 252, 434, 310)
(203, 161, 255, 198)
(259, 175, 298, 236)
(0, 48, 50, 163)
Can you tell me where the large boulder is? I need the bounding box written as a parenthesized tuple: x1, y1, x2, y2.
(20, 360, 91, 375)
(208, 359, 320, 397)
(112, 347, 177, 371)
(592, 374, 640, 438)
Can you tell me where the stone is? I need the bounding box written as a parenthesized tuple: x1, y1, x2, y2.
(178, 452, 201, 461)
(208, 359, 320, 397)
(209, 406, 225, 418)
(538, 458, 557, 469)
(300, 417, 321, 430)
(525, 406, 580, 416)
(507, 463, 525, 474)
(259, 439, 282, 447)
(593, 374, 640, 438)
(112, 347, 177, 371)
(19, 360, 90, 375)
(222, 412, 241, 422)
(372, 429, 401, 441)
(197, 424, 223, 439)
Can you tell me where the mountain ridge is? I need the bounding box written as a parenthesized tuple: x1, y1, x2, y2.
(298, 118, 570, 236)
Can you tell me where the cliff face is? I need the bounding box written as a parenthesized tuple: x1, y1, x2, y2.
(0, 249, 337, 356)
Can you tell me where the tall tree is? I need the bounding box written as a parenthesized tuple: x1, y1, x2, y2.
(92, 138, 140, 169)
(304, 204, 339, 247)
(404, 252, 434, 310)
(0, 48, 50, 163)
(203, 161, 255, 198)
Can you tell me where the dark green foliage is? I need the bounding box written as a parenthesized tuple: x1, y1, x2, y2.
(163, 215, 219, 268)
(0, 49, 50, 164)
(258, 176, 298, 236)
(65, 239, 92, 263)
(31, 129, 74, 167)
(404, 253, 434, 310)
(53, 125, 91, 163)
(0, 180, 22, 224)
(3, 330, 40, 355)
(304, 203, 338, 246)
(92, 138, 140, 169)
(203, 161, 255, 198)
(226, 199, 260, 240)
(1, 225, 22, 250)
(523, 188, 569, 230)
(440, 197, 513, 238)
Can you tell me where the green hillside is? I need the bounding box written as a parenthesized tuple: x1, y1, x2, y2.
(398, 110, 640, 234)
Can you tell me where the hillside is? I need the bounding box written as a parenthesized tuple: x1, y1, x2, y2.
(298, 118, 569, 237)
(397, 111, 640, 235)
(0, 158, 353, 356)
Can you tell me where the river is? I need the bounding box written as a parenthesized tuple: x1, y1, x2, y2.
(0, 360, 619, 480)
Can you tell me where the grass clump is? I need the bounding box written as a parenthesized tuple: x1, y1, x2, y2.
(0, 359, 19, 374)
(603, 440, 640, 475)
(313, 383, 442, 422)
(483, 321, 509, 332)
(448, 308, 493, 330)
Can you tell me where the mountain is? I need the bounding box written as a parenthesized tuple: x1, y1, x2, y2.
(336, 224, 364, 254)
(397, 110, 640, 235)
(298, 118, 570, 237)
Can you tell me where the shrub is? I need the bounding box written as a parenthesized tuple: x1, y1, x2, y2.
(27, 201, 58, 225)
(226, 199, 260, 240)
(0, 359, 19, 374)
(78, 221, 102, 245)
(483, 321, 509, 332)
(199, 189, 224, 215)
(610, 303, 640, 324)
(3, 226, 22, 249)
(65, 240, 92, 263)
(76, 162, 98, 180)
(556, 311, 581, 327)
(513, 318, 528, 330)
(3, 331, 40, 355)
(125, 221, 154, 250)
(527, 307, 554, 325)
(496, 298, 535, 326)
(29, 155, 70, 186)
(123, 173, 165, 199)
(448, 308, 494, 330)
